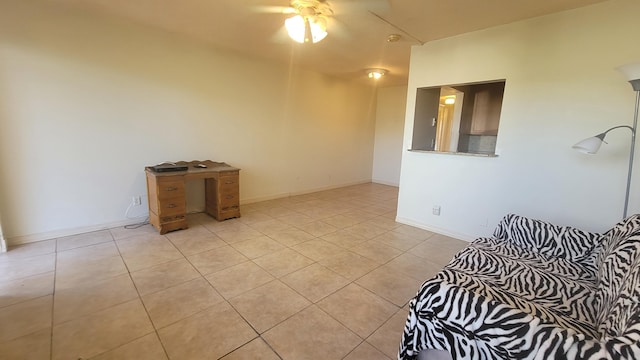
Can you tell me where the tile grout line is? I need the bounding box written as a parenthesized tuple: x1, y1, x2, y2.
(157, 226, 280, 354)
(365, 306, 410, 359)
(193, 208, 396, 358)
(111, 232, 173, 360)
(217, 279, 288, 359)
(230, 230, 402, 357)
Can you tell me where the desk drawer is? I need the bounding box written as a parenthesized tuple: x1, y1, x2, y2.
(157, 197, 186, 216)
(219, 174, 238, 185)
(219, 175, 239, 192)
(219, 191, 239, 207)
(157, 180, 185, 200)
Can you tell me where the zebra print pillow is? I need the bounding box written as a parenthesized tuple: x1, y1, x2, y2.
(493, 214, 601, 263)
(594, 216, 640, 337)
(597, 248, 640, 359)
(595, 214, 640, 272)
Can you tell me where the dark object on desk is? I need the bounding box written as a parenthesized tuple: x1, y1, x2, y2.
(151, 163, 188, 172)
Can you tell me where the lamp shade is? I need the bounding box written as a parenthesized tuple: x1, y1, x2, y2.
(617, 63, 640, 91)
(617, 63, 640, 82)
(572, 134, 605, 154)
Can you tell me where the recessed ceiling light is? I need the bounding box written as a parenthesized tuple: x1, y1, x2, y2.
(366, 68, 388, 79)
(387, 34, 401, 42)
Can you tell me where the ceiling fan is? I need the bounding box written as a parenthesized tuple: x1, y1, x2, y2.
(284, 0, 333, 43)
(255, 0, 389, 44)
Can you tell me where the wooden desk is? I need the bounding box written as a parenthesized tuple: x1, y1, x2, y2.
(145, 160, 240, 234)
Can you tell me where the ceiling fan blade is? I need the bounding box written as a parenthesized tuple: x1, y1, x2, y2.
(325, 17, 352, 41)
(269, 25, 294, 43)
(250, 5, 296, 14)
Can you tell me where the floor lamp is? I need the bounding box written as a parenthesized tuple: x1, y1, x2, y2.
(572, 63, 640, 219)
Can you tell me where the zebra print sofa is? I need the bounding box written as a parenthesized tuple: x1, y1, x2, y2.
(399, 213, 640, 360)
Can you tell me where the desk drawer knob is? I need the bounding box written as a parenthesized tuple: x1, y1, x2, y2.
(167, 204, 177, 208)
(224, 180, 234, 184)
(165, 187, 178, 191)
(225, 195, 234, 200)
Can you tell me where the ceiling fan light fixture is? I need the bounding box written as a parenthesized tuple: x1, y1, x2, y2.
(366, 68, 388, 79)
(310, 16, 327, 42)
(285, 14, 327, 44)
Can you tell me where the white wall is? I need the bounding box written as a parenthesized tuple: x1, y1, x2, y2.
(0, 0, 377, 244)
(0, 216, 6, 253)
(398, 0, 640, 240)
(372, 86, 407, 186)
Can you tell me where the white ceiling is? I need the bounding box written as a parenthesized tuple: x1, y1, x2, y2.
(47, 0, 608, 86)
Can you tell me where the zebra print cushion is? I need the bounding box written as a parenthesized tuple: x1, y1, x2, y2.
(473, 237, 597, 282)
(400, 275, 604, 359)
(399, 214, 640, 360)
(493, 214, 601, 262)
(458, 241, 599, 328)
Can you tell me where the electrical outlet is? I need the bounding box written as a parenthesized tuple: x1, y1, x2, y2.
(132, 195, 142, 206)
(432, 205, 441, 216)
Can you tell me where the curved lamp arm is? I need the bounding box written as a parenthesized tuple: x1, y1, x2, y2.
(572, 125, 634, 154)
(602, 125, 635, 135)
(572, 89, 639, 219)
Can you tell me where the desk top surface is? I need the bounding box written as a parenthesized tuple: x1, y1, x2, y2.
(145, 160, 239, 177)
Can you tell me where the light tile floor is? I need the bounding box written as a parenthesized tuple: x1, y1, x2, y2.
(0, 183, 468, 360)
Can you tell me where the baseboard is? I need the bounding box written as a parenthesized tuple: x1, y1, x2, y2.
(7, 217, 149, 247)
(240, 179, 372, 204)
(240, 191, 292, 205)
(395, 216, 474, 242)
(371, 179, 400, 187)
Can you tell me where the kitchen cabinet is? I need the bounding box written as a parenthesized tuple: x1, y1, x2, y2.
(459, 82, 505, 136)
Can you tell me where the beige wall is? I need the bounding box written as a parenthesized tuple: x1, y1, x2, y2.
(398, 0, 640, 240)
(372, 86, 407, 186)
(0, 0, 377, 244)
